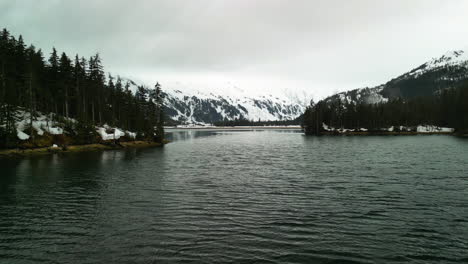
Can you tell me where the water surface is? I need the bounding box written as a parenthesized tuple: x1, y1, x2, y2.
(1, 130, 468, 263)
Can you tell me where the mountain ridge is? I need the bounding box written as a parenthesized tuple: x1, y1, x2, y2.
(324, 50, 468, 105)
(122, 79, 309, 125)
(126, 49, 468, 125)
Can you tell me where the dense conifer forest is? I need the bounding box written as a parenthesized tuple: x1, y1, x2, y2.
(0, 29, 164, 148)
(302, 84, 468, 135)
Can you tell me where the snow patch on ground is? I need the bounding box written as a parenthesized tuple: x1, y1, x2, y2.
(96, 125, 136, 141)
(16, 129, 30, 140)
(321, 124, 454, 134)
(12, 109, 137, 141)
(417, 125, 454, 133)
(168, 124, 301, 129)
(14, 110, 65, 140)
(322, 123, 332, 131)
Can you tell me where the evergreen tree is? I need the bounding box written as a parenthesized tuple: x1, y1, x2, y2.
(0, 28, 169, 148)
(59, 52, 72, 118)
(48, 48, 60, 115)
(154, 82, 165, 142)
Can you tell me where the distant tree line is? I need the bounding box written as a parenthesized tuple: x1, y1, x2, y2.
(0, 28, 164, 147)
(213, 117, 301, 127)
(303, 84, 468, 135)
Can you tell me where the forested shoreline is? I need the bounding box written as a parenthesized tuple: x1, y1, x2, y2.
(213, 118, 301, 127)
(0, 29, 165, 149)
(3, 27, 468, 148)
(302, 84, 468, 135)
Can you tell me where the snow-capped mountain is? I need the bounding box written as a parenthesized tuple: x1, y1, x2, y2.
(406, 50, 468, 78)
(162, 87, 307, 124)
(325, 50, 468, 104)
(122, 79, 309, 124)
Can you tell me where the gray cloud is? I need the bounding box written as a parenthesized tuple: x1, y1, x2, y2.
(1, 0, 468, 98)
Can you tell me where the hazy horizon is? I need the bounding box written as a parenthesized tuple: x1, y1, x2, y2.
(2, 0, 468, 99)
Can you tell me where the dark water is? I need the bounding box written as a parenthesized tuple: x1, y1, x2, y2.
(1, 130, 468, 264)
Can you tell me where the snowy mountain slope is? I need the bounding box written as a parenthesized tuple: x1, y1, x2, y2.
(325, 50, 468, 105)
(406, 50, 468, 78)
(162, 86, 307, 124)
(120, 78, 309, 124)
(324, 85, 388, 105)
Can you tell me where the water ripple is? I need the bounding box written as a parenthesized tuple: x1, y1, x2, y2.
(0, 130, 467, 263)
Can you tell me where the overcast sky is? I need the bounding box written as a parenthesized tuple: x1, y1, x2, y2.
(1, 0, 468, 99)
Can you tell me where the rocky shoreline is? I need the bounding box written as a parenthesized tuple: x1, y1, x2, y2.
(0, 140, 167, 157)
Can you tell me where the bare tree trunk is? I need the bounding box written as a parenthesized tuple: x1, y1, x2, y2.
(82, 89, 86, 121)
(92, 102, 95, 124)
(316, 108, 319, 135)
(76, 78, 80, 119)
(0, 61, 5, 125)
(65, 85, 69, 118)
(29, 71, 34, 141)
(5, 104, 11, 133)
(112, 102, 115, 126)
(0, 61, 4, 99)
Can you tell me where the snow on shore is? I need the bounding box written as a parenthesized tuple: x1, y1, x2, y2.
(417, 125, 454, 133)
(96, 125, 136, 140)
(14, 111, 65, 140)
(12, 110, 136, 141)
(322, 123, 454, 134)
(16, 129, 30, 140)
(170, 124, 301, 129)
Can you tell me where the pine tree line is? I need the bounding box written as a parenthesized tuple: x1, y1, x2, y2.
(213, 117, 300, 126)
(303, 84, 468, 135)
(0, 28, 164, 147)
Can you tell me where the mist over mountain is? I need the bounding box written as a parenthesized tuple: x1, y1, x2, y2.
(120, 50, 468, 126)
